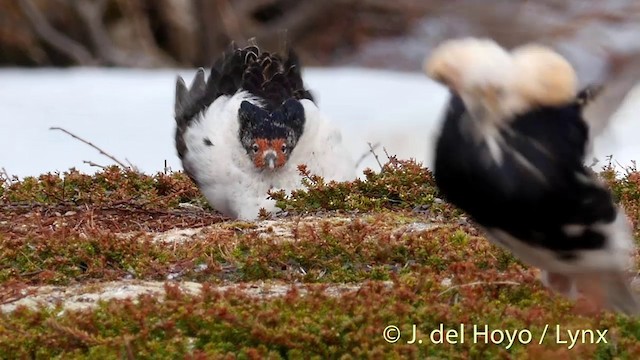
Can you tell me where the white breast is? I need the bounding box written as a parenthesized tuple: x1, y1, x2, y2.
(182, 95, 357, 220)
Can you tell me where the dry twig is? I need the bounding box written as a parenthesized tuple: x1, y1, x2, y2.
(367, 142, 383, 171)
(0, 167, 13, 185)
(83, 160, 106, 169)
(50, 127, 133, 170)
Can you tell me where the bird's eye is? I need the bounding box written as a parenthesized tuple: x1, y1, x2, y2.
(281, 144, 288, 153)
(251, 144, 259, 153)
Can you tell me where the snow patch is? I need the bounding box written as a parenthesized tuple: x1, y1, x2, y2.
(0, 67, 638, 179)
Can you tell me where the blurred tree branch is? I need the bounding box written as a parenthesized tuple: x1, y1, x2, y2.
(157, 0, 198, 63)
(218, 0, 336, 47)
(8, 0, 436, 68)
(113, 0, 175, 67)
(17, 0, 97, 65)
(16, 0, 175, 67)
(70, 0, 130, 66)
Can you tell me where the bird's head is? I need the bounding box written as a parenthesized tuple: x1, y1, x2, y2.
(425, 37, 518, 120)
(238, 98, 306, 171)
(510, 43, 578, 107)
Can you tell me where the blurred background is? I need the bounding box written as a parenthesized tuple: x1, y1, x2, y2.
(2, 1, 639, 79)
(1, 0, 640, 177)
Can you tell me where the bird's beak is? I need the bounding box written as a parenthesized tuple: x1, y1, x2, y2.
(264, 153, 277, 170)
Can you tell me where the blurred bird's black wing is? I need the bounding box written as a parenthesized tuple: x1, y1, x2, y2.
(434, 90, 615, 252)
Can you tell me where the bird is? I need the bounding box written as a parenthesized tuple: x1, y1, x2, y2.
(424, 37, 640, 315)
(173, 41, 357, 220)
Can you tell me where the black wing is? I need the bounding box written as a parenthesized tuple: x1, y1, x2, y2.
(434, 89, 616, 252)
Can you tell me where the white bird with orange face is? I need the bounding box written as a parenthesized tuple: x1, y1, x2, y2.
(174, 42, 356, 220)
(425, 37, 639, 315)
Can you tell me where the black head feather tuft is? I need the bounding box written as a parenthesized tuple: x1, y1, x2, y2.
(238, 99, 305, 149)
(280, 98, 306, 137)
(238, 98, 307, 170)
(239, 100, 269, 129)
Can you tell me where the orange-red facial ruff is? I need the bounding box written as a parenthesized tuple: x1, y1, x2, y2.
(253, 138, 288, 169)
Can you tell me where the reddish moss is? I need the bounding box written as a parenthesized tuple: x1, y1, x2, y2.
(1, 163, 640, 358)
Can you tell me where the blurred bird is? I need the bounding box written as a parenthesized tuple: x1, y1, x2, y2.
(425, 37, 639, 315)
(174, 41, 356, 220)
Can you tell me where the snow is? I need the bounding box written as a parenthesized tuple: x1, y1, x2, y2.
(0, 67, 639, 179)
(591, 84, 640, 169)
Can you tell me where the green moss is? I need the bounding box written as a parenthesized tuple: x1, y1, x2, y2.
(0, 167, 208, 209)
(2, 161, 640, 358)
(3, 278, 640, 359)
(269, 158, 457, 217)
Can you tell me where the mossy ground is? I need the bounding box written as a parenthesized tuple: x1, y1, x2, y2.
(1, 159, 640, 359)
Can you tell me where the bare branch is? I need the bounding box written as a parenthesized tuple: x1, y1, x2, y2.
(367, 142, 383, 171)
(70, 0, 163, 67)
(49, 127, 131, 169)
(259, 2, 336, 40)
(17, 0, 97, 65)
(157, 0, 199, 63)
(1, 167, 14, 186)
(220, 0, 289, 43)
(383, 148, 393, 163)
(113, 0, 176, 67)
(335, 0, 440, 13)
(354, 142, 378, 169)
(233, 0, 278, 15)
(218, 0, 336, 46)
(82, 160, 106, 169)
(124, 158, 140, 173)
(71, 0, 118, 62)
(217, 0, 248, 43)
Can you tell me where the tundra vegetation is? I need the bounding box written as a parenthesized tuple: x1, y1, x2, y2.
(1, 155, 640, 359)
